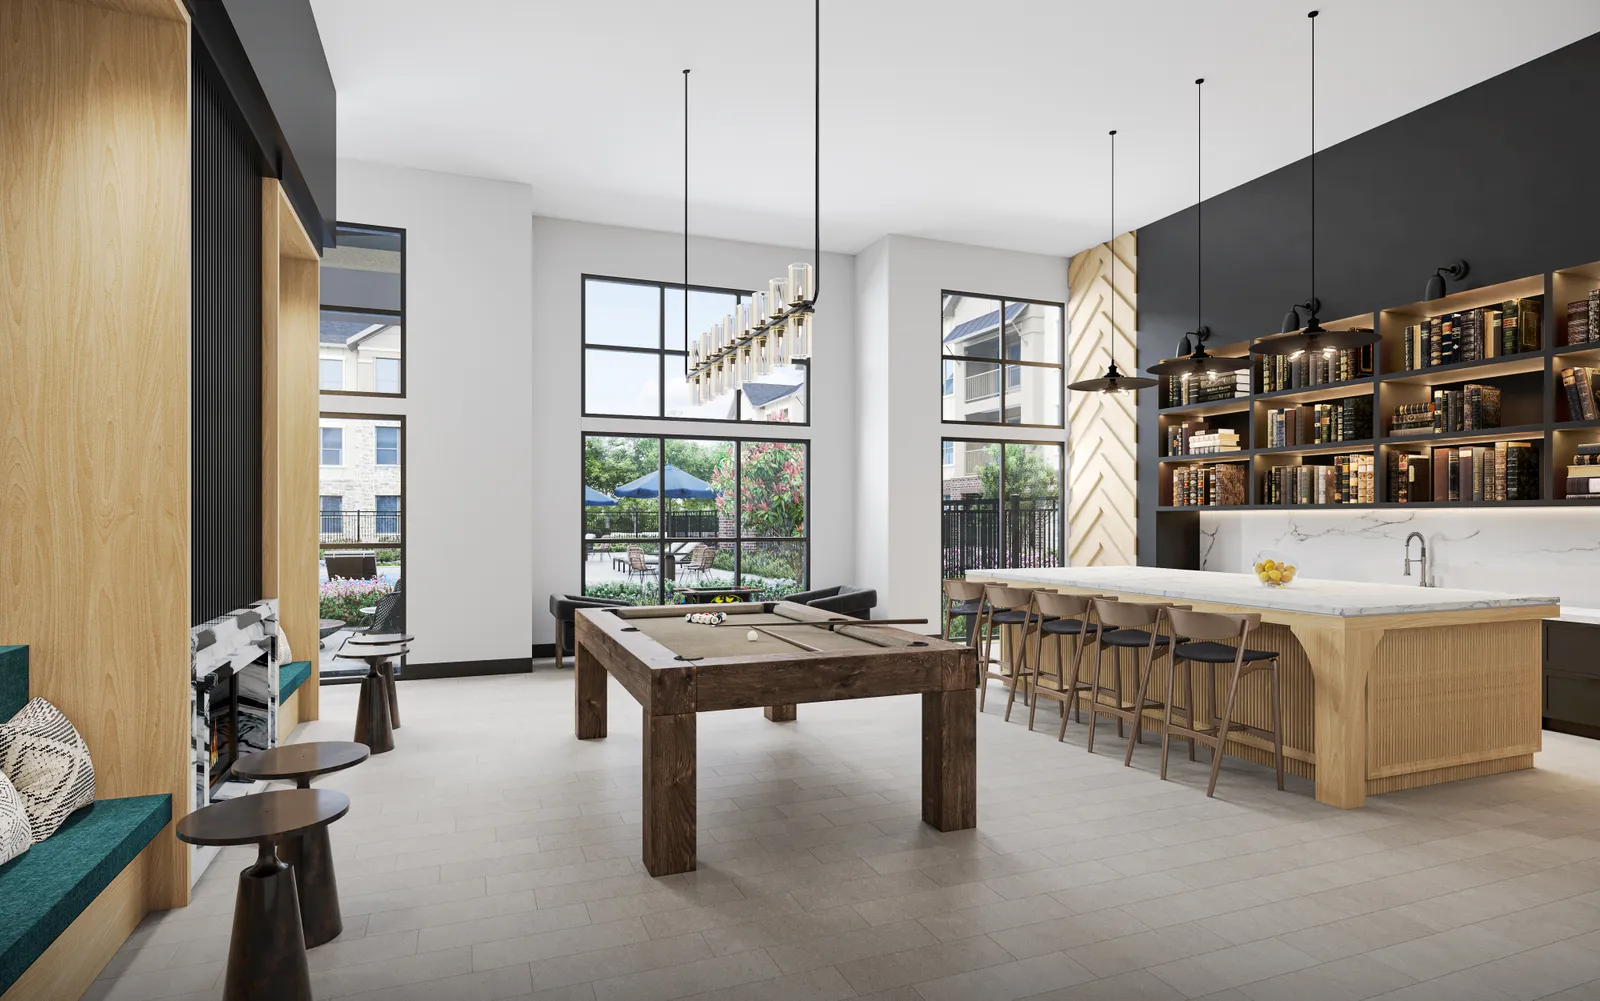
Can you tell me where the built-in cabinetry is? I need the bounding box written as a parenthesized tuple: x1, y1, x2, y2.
(1545, 616, 1600, 740)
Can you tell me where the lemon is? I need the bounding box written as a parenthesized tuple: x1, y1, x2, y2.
(1258, 571, 1271, 582)
(1268, 569, 1282, 581)
(1282, 568, 1296, 582)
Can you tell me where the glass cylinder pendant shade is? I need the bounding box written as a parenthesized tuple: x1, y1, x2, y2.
(723, 314, 735, 349)
(755, 335, 771, 377)
(790, 313, 810, 359)
(787, 262, 814, 304)
(772, 318, 790, 366)
(768, 279, 788, 318)
(750, 291, 767, 329)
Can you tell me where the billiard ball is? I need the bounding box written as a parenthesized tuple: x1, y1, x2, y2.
(747, 629, 759, 642)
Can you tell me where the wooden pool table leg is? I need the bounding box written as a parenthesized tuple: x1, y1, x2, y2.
(764, 704, 797, 722)
(643, 710, 697, 876)
(574, 639, 607, 740)
(922, 688, 977, 832)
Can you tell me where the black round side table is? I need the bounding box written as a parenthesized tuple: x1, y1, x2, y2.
(232, 743, 369, 947)
(176, 789, 350, 1001)
(345, 633, 413, 729)
(347, 644, 406, 753)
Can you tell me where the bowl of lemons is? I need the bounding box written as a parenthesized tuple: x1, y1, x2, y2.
(1252, 551, 1299, 588)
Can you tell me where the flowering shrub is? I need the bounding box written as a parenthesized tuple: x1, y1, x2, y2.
(319, 577, 394, 626)
(711, 442, 805, 537)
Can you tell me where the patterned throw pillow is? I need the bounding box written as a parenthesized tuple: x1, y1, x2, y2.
(0, 770, 31, 864)
(0, 698, 96, 842)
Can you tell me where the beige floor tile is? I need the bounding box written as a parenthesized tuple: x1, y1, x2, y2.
(911, 949, 1096, 1001)
(470, 917, 651, 971)
(678, 966, 854, 1001)
(331, 963, 535, 1001)
(700, 904, 869, 957)
(915, 892, 1075, 942)
(788, 869, 937, 911)
(1275, 908, 1437, 963)
(850, 881, 1003, 926)
(1363, 924, 1529, 982)
(1029, 968, 1188, 1001)
(766, 919, 935, 975)
(833, 933, 1013, 994)
(1235, 955, 1414, 1001)
(590, 949, 780, 1001)
(1147, 938, 1319, 998)
(310, 946, 475, 998)
(987, 907, 1150, 960)
(524, 932, 712, 992)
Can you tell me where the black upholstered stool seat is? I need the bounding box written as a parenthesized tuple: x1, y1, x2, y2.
(990, 609, 1051, 626)
(1174, 641, 1276, 664)
(1100, 629, 1177, 648)
(949, 599, 984, 616)
(1041, 619, 1110, 637)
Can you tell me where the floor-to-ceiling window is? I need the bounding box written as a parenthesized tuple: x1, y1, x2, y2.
(582, 433, 807, 603)
(941, 293, 1063, 428)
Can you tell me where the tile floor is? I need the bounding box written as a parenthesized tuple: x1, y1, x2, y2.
(89, 668, 1600, 1001)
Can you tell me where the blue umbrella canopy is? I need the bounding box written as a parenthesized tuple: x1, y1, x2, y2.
(585, 486, 618, 507)
(614, 463, 718, 500)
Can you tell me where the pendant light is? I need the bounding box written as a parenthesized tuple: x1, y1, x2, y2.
(1147, 79, 1249, 379)
(1254, 10, 1377, 357)
(1068, 130, 1157, 394)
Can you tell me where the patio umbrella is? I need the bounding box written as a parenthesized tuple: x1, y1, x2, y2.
(613, 463, 718, 500)
(584, 486, 618, 506)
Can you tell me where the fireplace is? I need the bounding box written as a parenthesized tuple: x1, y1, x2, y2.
(199, 665, 241, 793)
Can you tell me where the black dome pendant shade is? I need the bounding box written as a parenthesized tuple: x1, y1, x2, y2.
(1253, 11, 1377, 359)
(1147, 78, 1249, 379)
(1069, 129, 1157, 394)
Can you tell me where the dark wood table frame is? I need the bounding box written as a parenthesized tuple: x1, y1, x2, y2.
(574, 600, 976, 876)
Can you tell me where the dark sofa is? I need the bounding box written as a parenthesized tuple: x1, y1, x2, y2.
(548, 594, 630, 669)
(780, 585, 877, 619)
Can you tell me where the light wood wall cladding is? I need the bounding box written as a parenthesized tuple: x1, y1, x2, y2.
(0, 0, 192, 910)
(1067, 233, 1138, 566)
(262, 180, 323, 721)
(0, 853, 148, 1001)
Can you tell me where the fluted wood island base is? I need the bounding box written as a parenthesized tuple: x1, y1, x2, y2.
(967, 567, 1558, 809)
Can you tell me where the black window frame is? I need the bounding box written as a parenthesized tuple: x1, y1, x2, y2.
(938, 437, 1066, 577)
(320, 221, 407, 400)
(580, 431, 811, 604)
(581, 274, 813, 426)
(940, 290, 1065, 430)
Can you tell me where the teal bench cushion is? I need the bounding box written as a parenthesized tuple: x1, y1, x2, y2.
(0, 646, 27, 720)
(0, 793, 171, 993)
(279, 660, 312, 702)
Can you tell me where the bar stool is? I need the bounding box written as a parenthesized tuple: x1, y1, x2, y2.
(1021, 593, 1117, 737)
(975, 585, 1043, 714)
(1084, 599, 1186, 757)
(942, 579, 986, 645)
(1162, 609, 1285, 797)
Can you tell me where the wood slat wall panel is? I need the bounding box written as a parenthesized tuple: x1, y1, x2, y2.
(1067, 234, 1138, 567)
(0, 0, 192, 911)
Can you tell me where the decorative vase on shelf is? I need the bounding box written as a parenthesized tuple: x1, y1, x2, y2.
(1252, 550, 1299, 588)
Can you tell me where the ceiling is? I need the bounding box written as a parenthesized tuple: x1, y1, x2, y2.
(312, 0, 1600, 258)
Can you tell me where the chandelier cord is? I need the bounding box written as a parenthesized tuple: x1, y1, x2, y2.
(1196, 78, 1202, 338)
(1109, 129, 1116, 373)
(683, 68, 690, 356)
(812, 0, 820, 307)
(1309, 10, 1317, 311)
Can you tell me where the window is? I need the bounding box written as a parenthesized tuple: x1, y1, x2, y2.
(320, 223, 404, 396)
(319, 496, 343, 536)
(375, 357, 401, 394)
(375, 495, 400, 536)
(941, 293, 1063, 427)
(321, 427, 343, 465)
(375, 426, 399, 466)
(940, 439, 1063, 577)
(583, 276, 809, 423)
(581, 434, 808, 603)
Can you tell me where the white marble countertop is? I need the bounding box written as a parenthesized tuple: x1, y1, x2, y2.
(964, 566, 1560, 618)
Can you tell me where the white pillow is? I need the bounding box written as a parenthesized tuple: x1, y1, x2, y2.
(278, 629, 292, 666)
(0, 770, 31, 864)
(0, 698, 96, 842)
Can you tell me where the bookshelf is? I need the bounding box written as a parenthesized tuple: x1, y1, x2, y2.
(1154, 260, 1600, 510)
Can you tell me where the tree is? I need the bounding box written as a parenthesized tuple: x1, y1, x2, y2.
(713, 442, 805, 537)
(978, 445, 1059, 501)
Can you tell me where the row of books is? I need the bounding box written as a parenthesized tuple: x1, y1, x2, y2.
(1385, 452, 1430, 503)
(1567, 442, 1600, 499)
(1160, 370, 1249, 408)
(1258, 345, 1374, 393)
(1561, 367, 1600, 420)
(1400, 298, 1541, 370)
(1565, 291, 1600, 345)
(1390, 403, 1437, 435)
(1388, 385, 1503, 436)
(1264, 397, 1372, 447)
(1429, 443, 1539, 502)
(1262, 455, 1375, 505)
(1170, 464, 1246, 507)
(1164, 422, 1242, 456)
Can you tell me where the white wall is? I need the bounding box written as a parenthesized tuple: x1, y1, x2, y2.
(854, 235, 1070, 624)
(531, 218, 857, 645)
(332, 160, 535, 665)
(1200, 508, 1600, 610)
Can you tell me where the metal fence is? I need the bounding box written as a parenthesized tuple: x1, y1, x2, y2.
(584, 508, 720, 538)
(941, 498, 1062, 576)
(319, 509, 402, 547)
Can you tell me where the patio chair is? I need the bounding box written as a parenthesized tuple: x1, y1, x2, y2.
(326, 552, 377, 580)
(681, 544, 716, 585)
(625, 546, 653, 584)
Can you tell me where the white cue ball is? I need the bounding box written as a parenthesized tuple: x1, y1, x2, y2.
(747, 629, 759, 642)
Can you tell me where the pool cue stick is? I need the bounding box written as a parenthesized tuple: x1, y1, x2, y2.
(759, 618, 930, 629)
(751, 625, 822, 652)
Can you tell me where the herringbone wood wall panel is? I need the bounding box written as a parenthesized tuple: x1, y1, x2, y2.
(1067, 233, 1138, 566)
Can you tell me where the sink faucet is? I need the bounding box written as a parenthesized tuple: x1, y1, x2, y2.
(1403, 531, 1430, 586)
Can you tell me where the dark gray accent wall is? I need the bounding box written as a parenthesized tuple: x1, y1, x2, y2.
(1137, 30, 1600, 566)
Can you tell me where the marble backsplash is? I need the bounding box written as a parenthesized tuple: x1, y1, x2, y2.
(1199, 508, 1600, 610)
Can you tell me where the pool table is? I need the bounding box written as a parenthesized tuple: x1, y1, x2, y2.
(573, 601, 976, 875)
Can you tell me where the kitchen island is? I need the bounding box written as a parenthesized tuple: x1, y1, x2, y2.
(966, 566, 1558, 808)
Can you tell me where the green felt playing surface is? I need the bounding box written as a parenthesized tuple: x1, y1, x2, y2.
(613, 605, 915, 658)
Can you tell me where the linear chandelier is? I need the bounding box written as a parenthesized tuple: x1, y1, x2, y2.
(685, 1, 822, 408)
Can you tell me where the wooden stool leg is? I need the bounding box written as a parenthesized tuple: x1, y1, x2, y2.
(977, 612, 993, 712)
(1004, 623, 1031, 722)
(1124, 643, 1159, 767)
(1160, 657, 1180, 780)
(1028, 627, 1050, 732)
(1184, 659, 1197, 762)
(1085, 641, 1105, 754)
(1207, 664, 1244, 798)
(1270, 659, 1286, 791)
(1113, 647, 1125, 739)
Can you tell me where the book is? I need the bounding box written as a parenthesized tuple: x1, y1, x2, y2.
(1567, 476, 1600, 495)
(1569, 300, 1591, 346)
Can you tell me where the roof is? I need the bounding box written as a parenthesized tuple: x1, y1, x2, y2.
(741, 382, 804, 407)
(943, 301, 1024, 344)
